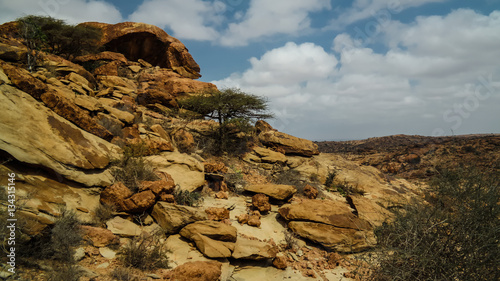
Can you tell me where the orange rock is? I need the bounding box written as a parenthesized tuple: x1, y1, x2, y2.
(303, 184, 318, 199)
(204, 162, 228, 173)
(273, 253, 288, 269)
(121, 190, 156, 213)
(100, 182, 133, 209)
(163, 261, 222, 281)
(215, 191, 229, 200)
(236, 213, 249, 225)
(247, 215, 261, 228)
(252, 193, 271, 213)
(205, 207, 230, 221)
(80, 225, 120, 247)
(140, 177, 175, 196)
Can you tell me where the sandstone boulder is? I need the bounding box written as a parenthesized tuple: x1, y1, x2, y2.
(120, 190, 156, 213)
(205, 207, 230, 221)
(82, 22, 202, 79)
(257, 121, 319, 157)
(303, 184, 318, 199)
(164, 261, 222, 281)
(80, 225, 120, 247)
(244, 184, 296, 200)
(232, 237, 278, 260)
(179, 221, 237, 242)
(288, 221, 375, 252)
(100, 182, 133, 209)
(151, 202, 207, 234)
(189, 233, 235, 258)
(0, 84, 117, 187)
(252, 146, 287, 164)
(106, 216, 142, 237)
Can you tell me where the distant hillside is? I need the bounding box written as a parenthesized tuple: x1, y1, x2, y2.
(316, 134, 500, 180)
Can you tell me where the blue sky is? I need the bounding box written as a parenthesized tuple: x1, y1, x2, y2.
(1, 0, 499, 140)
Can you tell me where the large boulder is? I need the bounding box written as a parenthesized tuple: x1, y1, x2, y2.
(257, 121, 319, 157)
(82, 22, 202, 79)
(151, 202, 207, 234)
(0, 84, 118, 187)
(180, 221, 237, 258)
(244, 184, 296, 200)
(279, 199, 375, 252)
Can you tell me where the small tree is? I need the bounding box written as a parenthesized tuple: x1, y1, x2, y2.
(179, 88, 273, 154)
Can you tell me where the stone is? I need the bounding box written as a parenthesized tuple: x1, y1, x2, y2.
(288, 221, 376, 252)
(80, 225, 120, 247)
(0, 42, 27, 62)
(139, 177, 175, 197)
(244, 184, 297, 200)
(247, 215, 262, 228)
(215, 191, 228, 200)
(205, 207, 230, 221)
(252, 193, 272, 213)
(273, 253, 288, 269)
(106, 216, 142, 237)
(279, 199, 372, 230)
(164, 261, 222, 281)
(172, 128, 195, 152)
(232, 237, 277, 260)
(257, 122, 319, 157)
(100, 182, 133, 209)
(99, 75, 137, 91)
(137, 89, 178, 108)
(179, 221, 237, 242)
(0, 60, 48, 99)
(66, 72, 92, 89)
(99, 247, 117, 259)
(146, 152, 205, 192)
(151, 202, 207, 234)
(82, 22, 202, 79)
(0, 84, 117, 187)
(74, 51, 128, 64)
(303, 184, 319, 199)
(189, 233, 234, 258)
(74, 247, 86, 261)
(121, 190, 156, 213)
(252, 146, 287, 164)
(150, 124, 171, 142)
(204, 162, 228, 173)
(236, 213, 249, 225)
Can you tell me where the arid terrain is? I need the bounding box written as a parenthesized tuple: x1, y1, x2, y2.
(0, 19, 498, 281)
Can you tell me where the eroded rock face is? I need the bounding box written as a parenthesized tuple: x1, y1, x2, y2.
(0, 84, 118, 187)
(151, 202, 207, 234)
(82, 22, 201, 79)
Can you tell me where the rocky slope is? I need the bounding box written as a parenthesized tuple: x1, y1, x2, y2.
(0, 20, 423, 281)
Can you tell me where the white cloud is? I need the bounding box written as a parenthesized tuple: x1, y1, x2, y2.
(0, 0, 123, 24)
(129, 0, 223, 41)
(328, 0, 447, 29)
(214, 9, 500, 139)
(219, 0, 331, 46)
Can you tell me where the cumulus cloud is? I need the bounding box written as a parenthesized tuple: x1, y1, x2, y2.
(129, 0, 223, 40)
(219, 0, 331, 46)
(0, 0, 123, 24)
(214, 9, 500, 139)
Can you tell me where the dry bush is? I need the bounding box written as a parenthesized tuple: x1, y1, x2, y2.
(120, 232, 169, 270)
(369, 165, 500, 281)
(92, 203, 116, 226)
(173, 188, 203, 207)
(110, 267, 135, 281)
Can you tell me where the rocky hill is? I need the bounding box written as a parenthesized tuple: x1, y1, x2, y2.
(0, 20, 425, 281)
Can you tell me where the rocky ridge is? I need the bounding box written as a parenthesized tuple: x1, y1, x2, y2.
(0, 20, 423, 281)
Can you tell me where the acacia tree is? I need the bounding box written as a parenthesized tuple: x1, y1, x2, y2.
(179, 88, 273, 154)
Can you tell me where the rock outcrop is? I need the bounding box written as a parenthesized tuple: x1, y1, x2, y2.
(244, 184, 297, 200)
(82, 22, 201, 79)
(256, 121, 319, 157)
(151, 202, 207, 234)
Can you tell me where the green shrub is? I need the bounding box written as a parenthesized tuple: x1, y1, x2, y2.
(370, 165, 500, 281)
(173, 189, 203, 207)
(120, 233, 169, 270)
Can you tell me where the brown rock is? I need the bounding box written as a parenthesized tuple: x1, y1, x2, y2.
(151, 202, 207, 234)
(94, 61, 120, 76)
(232, 237, 278, 260)
(247, 215, 261, 228)
(288, 221, 375, 252)
(205, 207, 230, 221)
(273, 253, 288, 269)
(82, 22, 202, 79)
(215, 191, 228, 199)
(258, 123, 319, 157)
(100, 182, 133, 209)
(190, 233, 234, 258)
(80, 225, 120, 247)
(252, 146, 287, 164)
(279, 199, 372, 230)
(137, 89, 178, 108)
(74, 51, 128, 64)
(164, 261, 222, 281)
(303, 184, 318, 199)
(236, 213, 249, 225)
(252, 193, 272, 213)
(121, 190, 156, 213)
(245, 184, 297, 200)
(140, 177, 175, 196)
(204, 162, 228, 174)
(255, 120, 275, 134)
(0, 60, 48, 99)
(179, 221, 237, 242)
(159, 193, 175, 203)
